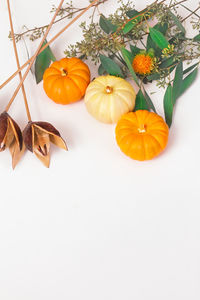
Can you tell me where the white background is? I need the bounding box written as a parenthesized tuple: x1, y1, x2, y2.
(0, 0, 200, 299)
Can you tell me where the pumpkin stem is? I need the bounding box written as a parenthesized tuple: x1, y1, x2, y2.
(61, 68, 68, 76)
(105, 86, 113, 94)
(138, 124, 146, 133)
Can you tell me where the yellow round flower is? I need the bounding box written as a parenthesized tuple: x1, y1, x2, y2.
(132, 54, 154, 75)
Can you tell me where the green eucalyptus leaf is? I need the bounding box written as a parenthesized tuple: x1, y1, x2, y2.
(168, 65, 177, 74)
(160, 58, 179, 78)
(123, 8, 153, 34)
(123, 21, 136, 34)
(121, 47, 138, 84)
(147, 23, 168, 55)
(146, 57, 177, 81)
(183, 63, 199, 75)
(169, 32, 186, 44)
(156, 23, 168, 35)
(35, 40, 56, 84)
(147, 34, 160, 55)
(146, 73, 162, 81)
(159, 57, 179, 78)
(172, 61, 183, 104)
(121, 47, 139, 86)
(99, 54, 124, 77)
(123, 11, 144, 34)
(193, 34, 200, 41)
(78, 54, 86, 60)
(149, 27, 169, 50)
(99, 15, 117, 34)
(169, 11, 186, 34)
(160, 57, 176, 69)
(126, 9, 139, 18)
(126, 8, 152, 19)
(49, 52, 56, 62)
(121, 48, 134, 61)
(180, 68, 198, 97)
(164, 84, 173, 127)
(130, 45, 141, 56)
(143, 89, 157, 113)
(134, 89, 149, 111)
(98, 63, 106, 75)
(148, 48, 155, 58)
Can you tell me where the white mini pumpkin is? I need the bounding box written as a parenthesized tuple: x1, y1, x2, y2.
(84, 75, 136, 123)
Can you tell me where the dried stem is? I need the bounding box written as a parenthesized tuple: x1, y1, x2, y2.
(0, 0, 100, 91)
(7, 0, 31, 121)
(181, 4, 200, 18)
(5, 0, 65, 112)
(182, 5, 200, 22)
(168, 0, 187, 9)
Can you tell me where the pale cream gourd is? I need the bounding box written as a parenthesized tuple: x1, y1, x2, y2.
(84, 75, 136, 123)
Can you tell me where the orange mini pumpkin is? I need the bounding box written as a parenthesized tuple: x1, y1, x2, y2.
(43, 57, 90, 104)
(115, 110, 169, 161)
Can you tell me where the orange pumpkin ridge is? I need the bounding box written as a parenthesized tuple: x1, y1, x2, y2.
(115, 110, 169, 161)
(43, 57, 90, 105)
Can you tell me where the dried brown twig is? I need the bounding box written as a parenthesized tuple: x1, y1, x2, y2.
(7, 0, 31, 121)
(5, 0, 68, 168)
(5, 0, 65, 112)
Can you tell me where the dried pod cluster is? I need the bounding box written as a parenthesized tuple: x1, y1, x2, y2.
(0, 112, 67, 169)
(4, 0, 69, 169)
(23, 121, 67, 168)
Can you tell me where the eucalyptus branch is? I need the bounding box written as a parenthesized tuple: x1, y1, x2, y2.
(9, 0, 108, 42)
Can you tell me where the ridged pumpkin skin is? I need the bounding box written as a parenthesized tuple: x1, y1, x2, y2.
(84, 75, 136, 123)
(43, 57, 90, 105)
(115, 110, 169, 161)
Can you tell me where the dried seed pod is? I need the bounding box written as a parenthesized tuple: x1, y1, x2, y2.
(23, 121, 67, 168)
(0, 112, 24, 169)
